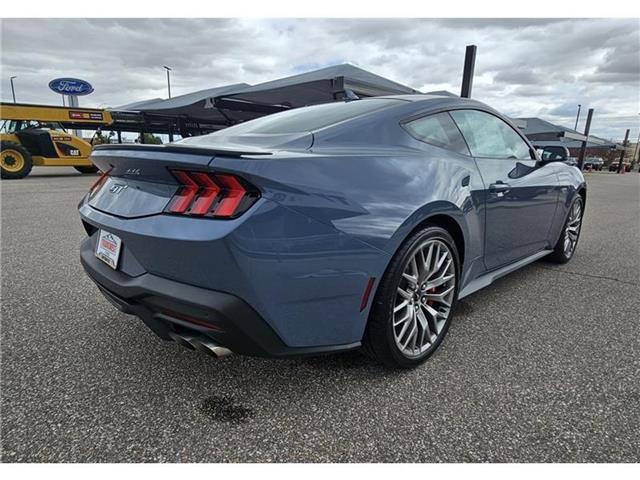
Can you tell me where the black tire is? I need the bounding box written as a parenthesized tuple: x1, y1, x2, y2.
(1, 141, 33, 179)
(362, 225, 460, 369)
(74, 165, 99, 174)
(547, 195, 584, 264)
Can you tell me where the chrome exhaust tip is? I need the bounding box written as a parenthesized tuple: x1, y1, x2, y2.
(192, 337, 233, 358)
(168, 332, 232, 358)
(168, 331, 196, 350)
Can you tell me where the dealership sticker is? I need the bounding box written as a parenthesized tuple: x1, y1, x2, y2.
(95, 230, 122, 270)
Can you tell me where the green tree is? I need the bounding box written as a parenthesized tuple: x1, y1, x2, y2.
(142, 133, 162, 144)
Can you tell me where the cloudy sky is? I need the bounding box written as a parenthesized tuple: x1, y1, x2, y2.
(1, 18, 638, 140)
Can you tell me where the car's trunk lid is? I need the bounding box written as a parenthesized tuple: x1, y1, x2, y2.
(87, 144, 270, 218)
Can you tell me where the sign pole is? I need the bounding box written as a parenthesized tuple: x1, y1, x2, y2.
(49, 78, 94, 138)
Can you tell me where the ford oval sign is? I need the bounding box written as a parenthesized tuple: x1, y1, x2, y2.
(48, 78, 94, 96)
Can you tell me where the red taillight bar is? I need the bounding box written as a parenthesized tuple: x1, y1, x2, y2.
(213, 174, 247, 217)
(166, 170, 258, 218)
(188, 172, 221, 216)
(167, 170, 199, 214)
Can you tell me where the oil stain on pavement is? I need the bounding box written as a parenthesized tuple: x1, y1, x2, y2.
(199, 396, 255, 424)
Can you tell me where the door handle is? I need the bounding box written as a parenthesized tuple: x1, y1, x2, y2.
(489, 182, 511, 195)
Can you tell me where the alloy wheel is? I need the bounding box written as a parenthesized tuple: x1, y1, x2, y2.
(393, 239, 456, 358)
(563, 200, 583, 257)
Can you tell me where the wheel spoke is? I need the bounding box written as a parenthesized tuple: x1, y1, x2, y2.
(394, 311, 412, 327)
(402, 272, 418, 285)
(401, 315, 417, 350)
(397, 287, 412, 300)
(410, 256, 420, 279)
(419, 248, 428, 270)
(433, 249, 448, 276)
(397, 310, 414, 340)
(426, 272, 454, 290)
(409, 323, 418, 351)
(423, 304, 441, 336)
(430, 244, 441, 276)
(394, 299, 409, 313)
(416, 308, 434, 344)
(423, 243, 434, 271)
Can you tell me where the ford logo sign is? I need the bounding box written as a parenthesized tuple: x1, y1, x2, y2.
(48, 78, 94, 96)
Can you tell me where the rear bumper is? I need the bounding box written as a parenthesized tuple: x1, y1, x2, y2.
(80, 238, 360, 357)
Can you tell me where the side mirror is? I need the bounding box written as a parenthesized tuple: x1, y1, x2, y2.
(109, 131, 115, 137)
(536, 146, 569, 164)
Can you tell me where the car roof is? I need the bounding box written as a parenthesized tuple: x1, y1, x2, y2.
(370, 94, 497, 115)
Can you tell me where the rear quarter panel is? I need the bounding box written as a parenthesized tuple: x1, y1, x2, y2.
(210, 139, 487, 298)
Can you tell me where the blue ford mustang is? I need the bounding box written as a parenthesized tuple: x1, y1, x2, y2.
(79, 95, 586, 368)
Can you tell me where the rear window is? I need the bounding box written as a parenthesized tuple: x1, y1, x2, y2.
(403, 112, 470, 156)
(207, 98, 403, 135)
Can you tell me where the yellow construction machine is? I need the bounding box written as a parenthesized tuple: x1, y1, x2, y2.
(0, 102, 113, 179)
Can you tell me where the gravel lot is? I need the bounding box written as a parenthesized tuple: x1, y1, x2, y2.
(1, 168, 639, 462)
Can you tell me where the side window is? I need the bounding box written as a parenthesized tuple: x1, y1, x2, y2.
(3, 120, 21, 133)
(403, 112, 470, 156)
(450, 110, 532, 159)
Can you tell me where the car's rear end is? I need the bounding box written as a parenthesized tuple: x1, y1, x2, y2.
(79, 140, 385, 357)
(81, 144, 265, 356)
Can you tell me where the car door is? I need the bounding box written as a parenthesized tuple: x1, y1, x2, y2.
(450, 109, 559, 270)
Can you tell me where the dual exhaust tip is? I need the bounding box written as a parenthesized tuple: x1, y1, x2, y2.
(168, 331, 233, 358)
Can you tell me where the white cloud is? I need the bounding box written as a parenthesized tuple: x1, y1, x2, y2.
(1, 18, 638, 140)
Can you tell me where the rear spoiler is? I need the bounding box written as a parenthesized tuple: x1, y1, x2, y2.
(93, 143, 272, 158)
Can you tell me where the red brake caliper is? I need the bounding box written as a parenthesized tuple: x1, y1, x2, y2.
(427, 287, 436, 306)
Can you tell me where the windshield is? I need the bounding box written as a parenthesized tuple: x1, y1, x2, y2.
(200, 98, 403, 137)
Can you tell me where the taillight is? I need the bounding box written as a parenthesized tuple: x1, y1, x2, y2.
(165, 170, 259, 218)
(88, 168, 111, 197)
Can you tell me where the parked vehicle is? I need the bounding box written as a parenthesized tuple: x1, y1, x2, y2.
(0, 103, 113, 179)
(79, 95, 586, 368)
(608, 161, 632, 172)
(583, 157, 604, 171)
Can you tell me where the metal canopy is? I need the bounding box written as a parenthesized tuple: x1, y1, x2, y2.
(107, 64, 420, 136)
(515, 117, 620, 149)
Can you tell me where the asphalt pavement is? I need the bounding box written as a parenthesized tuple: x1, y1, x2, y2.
(1, 168, 639, 462)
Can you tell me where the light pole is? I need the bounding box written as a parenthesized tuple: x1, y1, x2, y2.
(617, 129, 630, 174)
(577, 108, 594, 170)
(574, 104, 581, 131)
(460, 45, 477, 99)
(163, 65, 172, 99)
(10, 76, 17, 103)
(634, 121, 640, 171)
